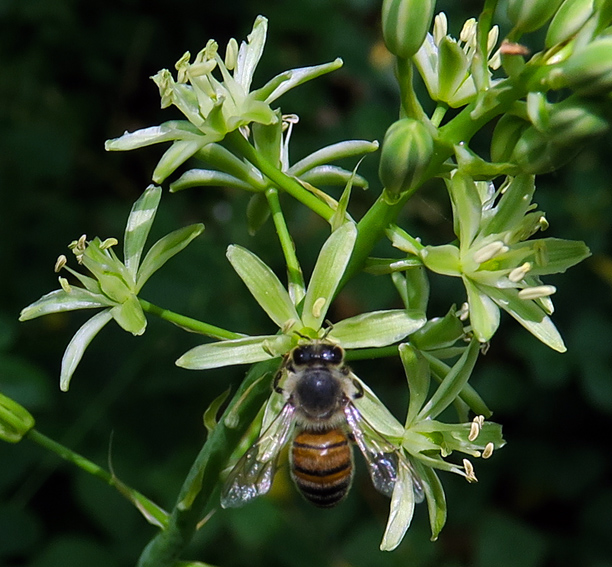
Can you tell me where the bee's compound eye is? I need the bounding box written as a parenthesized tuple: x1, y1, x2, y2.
(292, 346, 311, 365)
(321, 345, 343, 364)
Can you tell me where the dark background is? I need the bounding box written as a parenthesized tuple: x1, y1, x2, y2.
(1, 1, 611, 566)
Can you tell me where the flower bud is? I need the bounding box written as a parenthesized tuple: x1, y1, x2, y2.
(510, 101, 608, 173)
(545, 0, 594, 48)
(381, 0, 435, 59)
(379, 118, 434, 197)
(0, 392, 35, 443)
(490, 114, 530, 163)
(507, 0, 565, 33)
(560, 37, 612, 96)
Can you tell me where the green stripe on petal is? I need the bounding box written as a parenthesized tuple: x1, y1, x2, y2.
(60, 309, 114, 391)
(380, 459, 417, 551)
(464, 277, 501, 343)
(124, 185, 162, 280)
(301, 222, 357, 330)
(19, 288, 112, 321)
(329, 309, 426, 349)
(226, 245, 299, 329)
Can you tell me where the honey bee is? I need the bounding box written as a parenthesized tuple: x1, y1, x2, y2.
(221, 341, 421, 508)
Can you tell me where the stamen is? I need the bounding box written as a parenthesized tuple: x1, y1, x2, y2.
(54, 255, 67, 273)
(433, 13, 448, 45)
(225, 38, 238, 70)
(463, 459, 478, 483)
(312, 297, 326, 319)
(518, 285, 556, 300)
(508, 262, 532, 283)
(457, 302, 469, 321)
(472, 241, 508, 264)
(482, 442, 494, 459)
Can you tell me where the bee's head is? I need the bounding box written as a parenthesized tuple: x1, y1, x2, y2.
(291, 342, 344, 367)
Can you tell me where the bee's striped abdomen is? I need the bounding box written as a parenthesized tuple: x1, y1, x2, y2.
(291, 428, 353, 508)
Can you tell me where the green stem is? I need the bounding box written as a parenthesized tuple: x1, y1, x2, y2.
(227, 130, 335, 222)
(265, 187, 306, 300)
(25, 429, 168, 527)
(139, 299, 242, 340)
(137, 358, 279, 567)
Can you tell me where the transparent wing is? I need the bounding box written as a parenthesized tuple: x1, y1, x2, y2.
(221, 402, 296, 508)
(344, 402, 423, 502)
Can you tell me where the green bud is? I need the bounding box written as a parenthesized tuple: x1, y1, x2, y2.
(561, 37, 612, 96)
(511, 101, 608, 173)
(490, 114, 530, 163)
(381, 0, 435, 59)
(545, 0, 595, 47)
(379, 118, 434, 197)
(0, 392, 35, 443)
(507, 0, 565, 33)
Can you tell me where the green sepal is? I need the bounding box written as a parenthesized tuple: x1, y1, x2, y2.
(19, 288, 112, 321)
(410, 309, 465, 351)
(0, 392, 35, 443)
(421, 245, 461, 276)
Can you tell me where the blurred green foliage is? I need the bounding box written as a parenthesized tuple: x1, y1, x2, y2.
(1, 0, 612, 566)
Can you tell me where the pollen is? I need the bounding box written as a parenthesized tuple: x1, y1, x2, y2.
(312, 297, 326, 319)
(54, 255, 67, 273)
(463, 459, 478, 483)
(482, 442, 494, 459)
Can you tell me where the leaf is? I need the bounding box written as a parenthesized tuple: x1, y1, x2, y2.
(136, 224, 205, 291)
(301, 222, 357, 329)
(329, 309, 426, 348)
(60, 309, 113, 391)
(19, 288, 112, 321)
(124, 185, 162, 280)
(176, 335, 280, 370)
(226, 245, 299, 329)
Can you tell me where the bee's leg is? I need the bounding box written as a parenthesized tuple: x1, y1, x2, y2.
(351, 377, 364, 400)
(273, 370, 284, 394)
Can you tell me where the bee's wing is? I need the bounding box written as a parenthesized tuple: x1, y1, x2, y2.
(344, 403, 423, 502)
(220, 402, 296, 508)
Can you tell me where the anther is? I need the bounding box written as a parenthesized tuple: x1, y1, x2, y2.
(472, 241, 509, 264)
(482, 442, 494, 459)
(59, 277, 72, 293)
(508, 262, 532, 283)
(54, 255, 67, 273)
(100, 238, 118, 250)
(518, 285, 556, 300)
(463, 459, 478, 483)
(312, 297, 326, 319)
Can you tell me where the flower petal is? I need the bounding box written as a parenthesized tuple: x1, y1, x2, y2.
(417, 338, 480, 420)
(19, 288, 112, 321)
(124, 185, 162, 280)
(329, 309, 426, 348)
(380, 459, 417, 551)
(301, 222, 357, 330)
(176, 335, 280, 370)
(400, 344, 431, 426)
(464, 277, 501, 342)
(60, 309, 114, 391)
(136, 224, 205, 291)
(287, 140, 379, 177)
(226, 245, 300, 329)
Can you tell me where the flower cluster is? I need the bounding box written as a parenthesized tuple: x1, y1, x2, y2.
(19, 186, 204, 390)
(390, 172, 590, 351)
